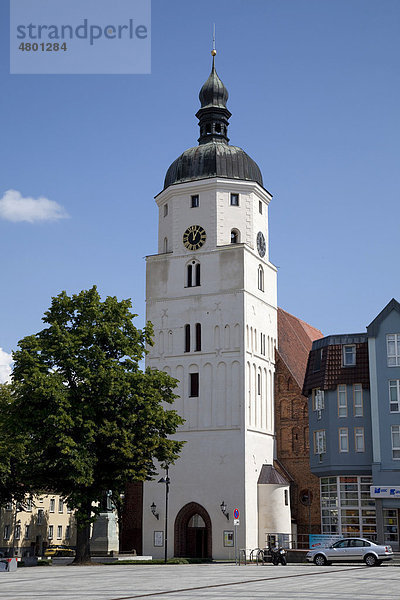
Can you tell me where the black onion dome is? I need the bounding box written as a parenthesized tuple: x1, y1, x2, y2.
(164, 142, 263, 189)
(163, 54, 263, 190)
(199, 59, 229, 108)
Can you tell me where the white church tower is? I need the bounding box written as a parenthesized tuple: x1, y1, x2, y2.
(143, 51, 291, 559)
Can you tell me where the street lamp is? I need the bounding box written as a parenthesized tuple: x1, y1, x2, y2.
(150, 502, 159, 520)
(158, 465, 170, 564)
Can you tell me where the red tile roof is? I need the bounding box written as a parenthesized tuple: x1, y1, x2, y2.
(277, 308, 323, 389)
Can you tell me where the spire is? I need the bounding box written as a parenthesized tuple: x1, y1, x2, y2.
(196, 46, 231, 145)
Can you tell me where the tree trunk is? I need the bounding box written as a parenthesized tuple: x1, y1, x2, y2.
(73, 503, 92, 564)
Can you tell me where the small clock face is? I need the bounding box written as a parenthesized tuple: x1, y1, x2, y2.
(183, 225, 206, 251)
(257, 231, 266, 257)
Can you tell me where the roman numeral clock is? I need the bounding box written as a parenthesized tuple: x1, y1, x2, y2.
(182, 225, 206, 251)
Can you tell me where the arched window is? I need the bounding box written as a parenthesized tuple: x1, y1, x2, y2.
(231, 229, 240, 244)
(258, 265, 264, 291)
(187, 261, 200, 287)
(163, 237, 168, 253)
(195, 323, 201, 351)
(184, 324, 190, 353)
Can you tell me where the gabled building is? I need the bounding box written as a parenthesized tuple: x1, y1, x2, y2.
(303, 299, 400, 549)
(275, 308, 323, 540)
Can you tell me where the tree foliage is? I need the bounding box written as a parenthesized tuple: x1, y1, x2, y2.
(7, 287, 184, 562)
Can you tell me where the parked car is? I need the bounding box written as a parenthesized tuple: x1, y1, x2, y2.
(306, 538, 393, 566)
(44, 545, 75, 557)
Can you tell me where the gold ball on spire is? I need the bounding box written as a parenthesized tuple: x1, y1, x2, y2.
(211, 49, 217, 56)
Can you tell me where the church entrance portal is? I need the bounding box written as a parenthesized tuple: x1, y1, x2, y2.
(174, 502, 212, 558)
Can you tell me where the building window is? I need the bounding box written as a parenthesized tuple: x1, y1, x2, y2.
(57, 526, 62, 540)
(260, 333, 266, 356)
(25, 498, 32, 512)
(257, 373, 261, 395)
(15, 524, 21, 540)
(25, 525, 30, 540)
(343, 345, 356, 366)
(65, 525, 71, 539)
(184, 324, 190, 353)
(312, 389, 324, 411)
(50, 498, 55, 513)
(3, 525, 10, 540)
(389, 380, 400, 412)
(191, 195, 199, 208)
(339, 428, 349, 453)
(189, 373, 199, 397)
(230, 193, 239, 206)
(284, 489, 288, 506)
(5, 502, 12, 511)
(163, 203, 168, 217)
(258, 265, 264, 291)
(37, 509, 44, 525)
(187, 262, 201, 287)
(355, 427, 365, 452)
(67, 505, 72, 514)
(320, 476, 375, 538)
(163, 237, 168, 253)
(59, 499, 63, 513)
(392, 425, 400, 459)
(337, 385, 347, 417)
(314, 430, 326, 454)
(195, 323, 201, 352)
(352, 383, 363, 416)
(387, 334, 400, 366)
(313, 349, 323, 372)
(48, 525, 53, 540)
(259, 200, 262, 214)
(231, 229, 240, 244)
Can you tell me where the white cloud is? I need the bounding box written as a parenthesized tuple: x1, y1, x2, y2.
(0, 348, 12, 384)
(0, 189, 68, 223)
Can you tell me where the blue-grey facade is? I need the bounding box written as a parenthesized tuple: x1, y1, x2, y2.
(303, 300, 400, 549)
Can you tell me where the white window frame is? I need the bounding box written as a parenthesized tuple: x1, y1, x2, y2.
(58, 499, 63, 514)
(339, 427, 349, 453)
(391, 425, 400, 460)
(389, 380, 400, 412)
(37, 509, 44, 525)
(48, 525, 53, 540)
(314, 429, 326, 454)
(343, 345, 356, 366)
(355, 427, 365, 452)
(57, 526, 62, 540)
(387, 334, 400, 367)
(312, 389, 325, 411)
(353, 383, 363, 416)
(24, 525, 30, 540)
(337, 385, 347, 417)
(49, 498, 55, 513)
(15, 524, 21, 540)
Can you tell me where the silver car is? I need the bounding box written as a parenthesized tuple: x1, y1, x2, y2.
(306, 537, 393, 566)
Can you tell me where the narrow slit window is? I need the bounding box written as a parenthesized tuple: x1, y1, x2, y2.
(195, 323, 201, 351)
(191, 195, 199, 208)
(230, 193, 239, 206)
(231, 229, 239, 244)
(258, 265, 264, 291)
(187, 264, 193, 287)
(189, 373, 199, 397)
(195, 263, 201, 286)
(184, 324, 190, 353)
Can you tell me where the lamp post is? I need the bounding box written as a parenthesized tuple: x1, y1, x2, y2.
(158, 465, 170, 563)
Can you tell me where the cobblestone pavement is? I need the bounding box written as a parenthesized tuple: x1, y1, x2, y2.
(0, 562, 399, 600)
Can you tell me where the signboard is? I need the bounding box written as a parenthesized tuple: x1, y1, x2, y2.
(153, 531, 164, 547)
(309, 534, 341, 549)
(370, 486, 400, 498)
(223, 530, 234, 547)
(233, 508, 240, 520)
(233, 518, 240, 526)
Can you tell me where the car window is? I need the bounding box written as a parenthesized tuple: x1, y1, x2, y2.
(349, 539, 364, 547)
(362, 541, 371, 547)
(333, 540, 349, 548)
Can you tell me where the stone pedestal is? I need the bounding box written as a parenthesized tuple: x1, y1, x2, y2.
(90, 512, 119, 556)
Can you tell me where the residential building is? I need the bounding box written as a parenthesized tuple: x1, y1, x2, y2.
(303, 299, 400, 549)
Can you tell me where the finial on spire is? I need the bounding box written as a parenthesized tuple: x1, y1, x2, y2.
(211, 24, 216, 57)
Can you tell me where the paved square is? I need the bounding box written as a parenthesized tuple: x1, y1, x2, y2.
(0, 563, 399, 599)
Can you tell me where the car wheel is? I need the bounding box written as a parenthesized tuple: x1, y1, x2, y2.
(364, 554, 378, 567)
(314, 554, 327, 566)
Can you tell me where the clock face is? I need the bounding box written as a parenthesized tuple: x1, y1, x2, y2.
(183, 225, 206, 251)
(257, 231, 266, 257)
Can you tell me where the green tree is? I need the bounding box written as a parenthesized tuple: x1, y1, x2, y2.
(9, 287, 184, 563)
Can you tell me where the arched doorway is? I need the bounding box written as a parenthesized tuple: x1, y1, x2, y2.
(174, 502, 212, 558)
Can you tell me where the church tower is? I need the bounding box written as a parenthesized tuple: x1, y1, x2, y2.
(143, 52, 291, 559)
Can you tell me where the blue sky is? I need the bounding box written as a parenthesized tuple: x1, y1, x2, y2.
(1, 0, 399, 379)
